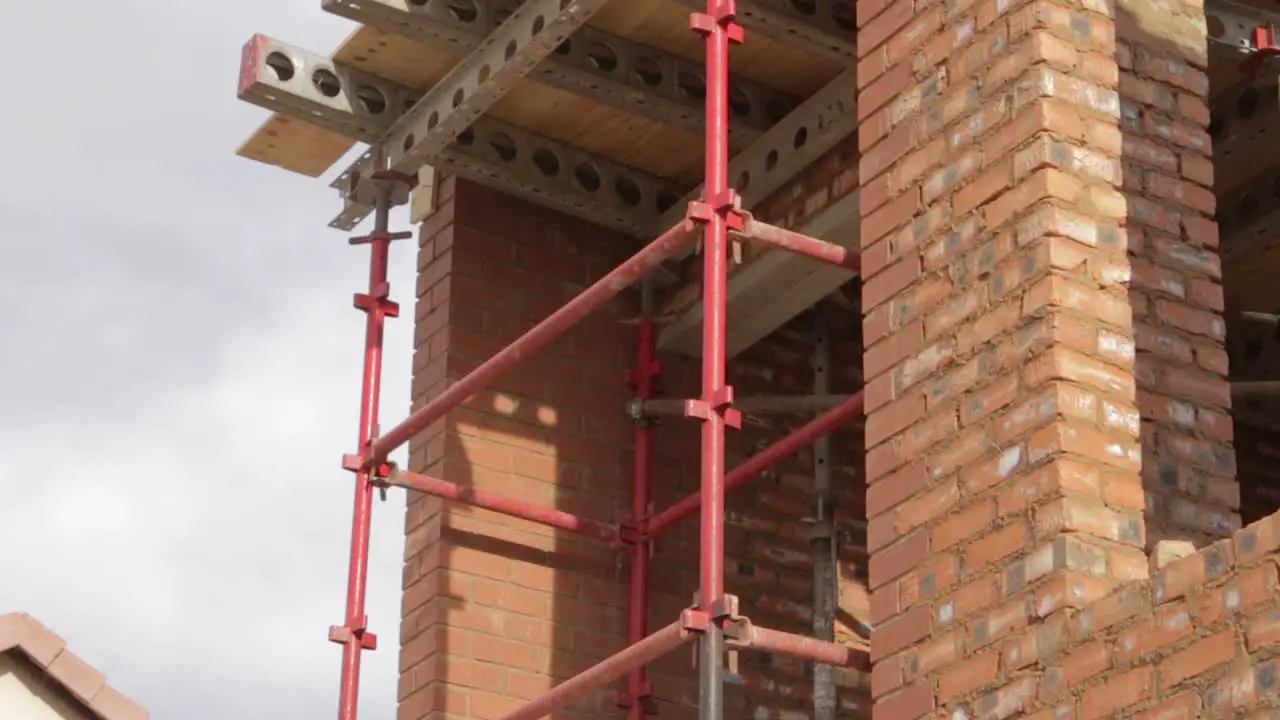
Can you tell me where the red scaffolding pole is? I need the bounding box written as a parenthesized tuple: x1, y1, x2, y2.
(332, 176, 409, 720)
(621, 278, 658, 719)
(319, 1, 871, 718)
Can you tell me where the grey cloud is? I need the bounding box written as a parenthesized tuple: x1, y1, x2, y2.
(0, 1, 419, 717)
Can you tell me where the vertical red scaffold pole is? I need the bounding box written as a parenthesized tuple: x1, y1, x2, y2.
(689, 1, 741, 718)
(623, 279, 658, 719)
(332, 176, 409, 720)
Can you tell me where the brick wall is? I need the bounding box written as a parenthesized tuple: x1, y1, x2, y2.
(884, 512, 1280, 718)
(856, 0, 1238, 713)
(399, 177, 871, 720)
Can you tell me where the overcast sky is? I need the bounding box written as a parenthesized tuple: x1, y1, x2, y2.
(0, 3, 411, 717)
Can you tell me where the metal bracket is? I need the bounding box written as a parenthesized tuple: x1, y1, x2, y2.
(649, 67, 857, 249)
(237, 35, 686, 234)
(684, 386, 744, 429)
(667, 0, 854, 62)
(321, 0, 798, 146)
(362, 0, 610, 175)
(1208, 0, 1280, 72)
(328, 623, 378, 650)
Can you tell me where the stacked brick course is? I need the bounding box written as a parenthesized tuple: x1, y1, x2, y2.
(868, 512, 1280, 718)
(856, 0, 1238, 713)
(400, 177, 872, 720)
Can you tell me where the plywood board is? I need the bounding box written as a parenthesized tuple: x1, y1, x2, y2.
(236, 115, 354, 178)
(592, 0, 845, 94)
(237, 0, 844, 181)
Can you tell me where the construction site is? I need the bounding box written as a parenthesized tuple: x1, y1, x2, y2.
(233, 0, 1280, 717)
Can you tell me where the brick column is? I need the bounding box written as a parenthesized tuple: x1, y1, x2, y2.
(399, 177, 639, 719)
(856, 0, 1234, 716)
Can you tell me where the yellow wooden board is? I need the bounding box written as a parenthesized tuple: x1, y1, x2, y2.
(236, 0, 844, 182)
(236, 114, 354, 178)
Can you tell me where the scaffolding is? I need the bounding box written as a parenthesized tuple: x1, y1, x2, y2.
(243, 1, 868, 718)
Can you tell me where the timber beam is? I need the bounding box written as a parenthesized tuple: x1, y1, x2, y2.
(653, 68, 859, 357)
(239, 34, 685, 234)
(321, 0, 801, 147)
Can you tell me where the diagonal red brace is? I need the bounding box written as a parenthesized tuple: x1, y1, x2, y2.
(362, 219, 698, 468)
(645, 390, 865, 538)
(496, 620, 695, 720)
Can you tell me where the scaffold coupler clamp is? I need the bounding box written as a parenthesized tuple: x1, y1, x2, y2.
(686, 191, 746, 264)
(683, 594, 745, 670)
(370, 459, 396, 502)
(689, 0, 744, 43)
(684, 385, 742, 430)
(341, 444, 395, 502)
(1242, 25, 1280, 74)
(328, 616, 378, 651)
(624, 398, 647, 424)
(614, 510, 647, 552)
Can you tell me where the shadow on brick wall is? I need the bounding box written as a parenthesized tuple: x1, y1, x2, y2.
(1111, 0, 1240, 550)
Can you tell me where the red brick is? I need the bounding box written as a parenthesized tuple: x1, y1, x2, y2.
(896, 479, 959, 533)
(938, 651, 1000, 702)
(1133, 692, 1200, 720)
(866, 392, 927, 449)
(1245, 608, 1280, 651)
(927, 426, 991, 480)
(903, 630, 961, 680)
(964, 521, 1029, 572)
(871, 530, 931, 589)
(933, 498, 997, 550)
(1059, 640, 1113, 692)
(861, 117, 914, 184)
(1158, 629, 1238, 689)
(1113, 603, 1193, 662)
(867, 463, 930, 518)
(1237, 514, 1280, 563)
(961, 375, 1019, 425)
(969, 599, 1031, 653)
(873, 605, 932, 661)
(1080, 666, 1154, 720)
(1196, 562, 1278, 627)
(857, 0, 915, 63)
(954, 159, 1013, 216)
(900, 553, 961, 609)
(864, 253, 924, 310)
(874, 682, 934, 720)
